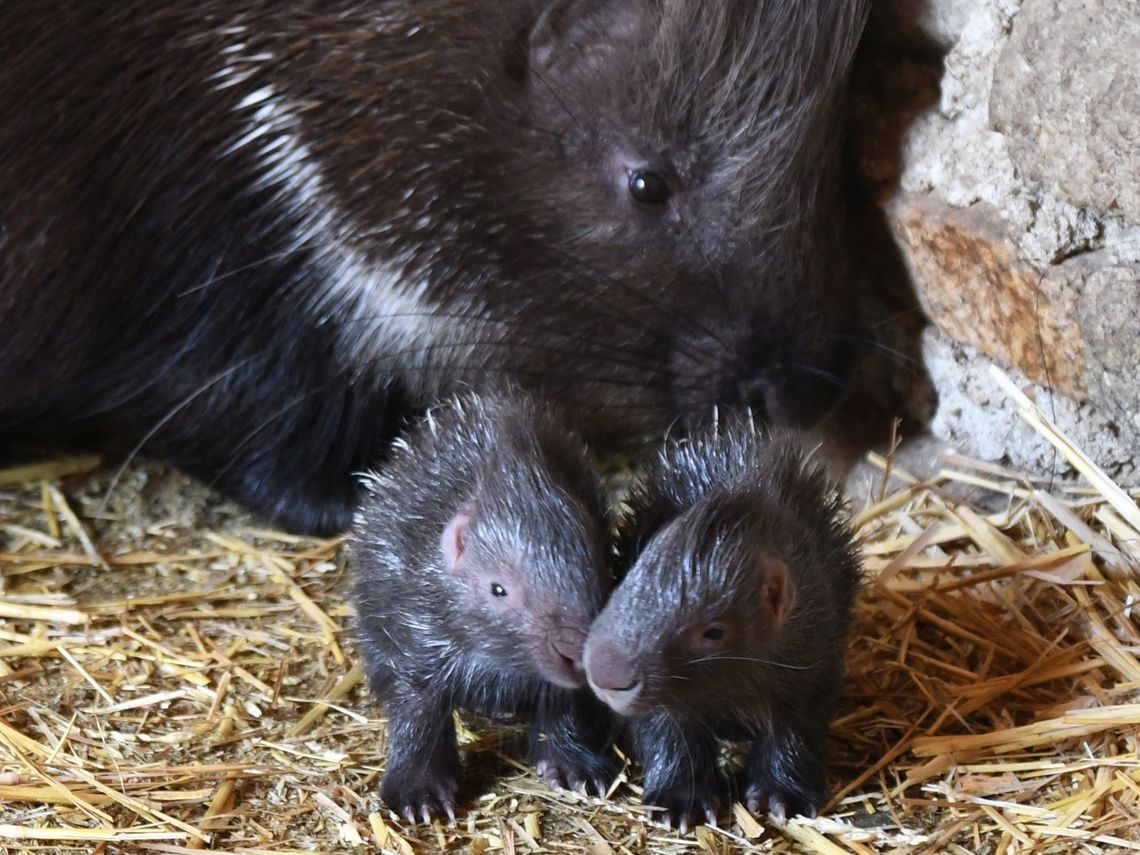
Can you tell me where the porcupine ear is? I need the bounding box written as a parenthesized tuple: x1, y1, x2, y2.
(440, 505, 477, 573)
(760, 555, 795, 625)
(526, 0, 647, 81)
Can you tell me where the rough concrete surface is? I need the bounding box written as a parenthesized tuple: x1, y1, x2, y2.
(991, 0, 1140, 224)
(865, 0, 1140, 482)
(924, 328, 1138, 482)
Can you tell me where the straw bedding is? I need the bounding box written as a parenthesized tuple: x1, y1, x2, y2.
(2, 370, 1138, 854)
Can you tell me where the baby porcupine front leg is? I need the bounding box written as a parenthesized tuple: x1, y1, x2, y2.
(528, 688, 618, 797)
(743, 708, 831, 820)
(634, 712, 725, 832)
(380, 686, 461, 825)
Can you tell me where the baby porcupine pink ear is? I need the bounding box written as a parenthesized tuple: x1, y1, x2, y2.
(761, 555, 795, 625)
(441, 506, 476, 573)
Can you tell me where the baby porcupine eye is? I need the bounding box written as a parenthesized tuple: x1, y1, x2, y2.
(702, 624, 725, 642)
(628, 170, 670, 205)
(684, 620, 729, 656)
(490, 582, 508, 598)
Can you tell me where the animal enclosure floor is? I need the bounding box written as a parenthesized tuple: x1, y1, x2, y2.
(2, 388, 1140, 853)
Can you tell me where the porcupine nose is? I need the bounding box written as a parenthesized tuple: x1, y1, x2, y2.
(738, 367, 842, 428)
(552, 638, 586, 681)
(583, 639, 643, 715)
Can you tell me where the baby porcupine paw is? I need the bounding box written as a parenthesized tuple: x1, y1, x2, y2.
(641, 777, 722, 833)
(381, 761, 460, 825)
(533, 741, 618, 797)
(743, 775, 826, 821)
(743, 725, 829, 820)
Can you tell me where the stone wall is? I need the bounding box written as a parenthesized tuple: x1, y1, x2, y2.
(857, 0, 1140, 481)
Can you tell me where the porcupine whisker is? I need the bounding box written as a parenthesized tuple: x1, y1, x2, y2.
(683, 655, 818, 670)
(330, 247, 724, 368)
(130, 350, 676, 506)
(827, 333, 925, 374)
(785, 363, 848, 389)
(176, 238, 328, 297)
(539, 244, 732, 360)
(98, 358, 256, 514)
(336, 312, 677, 375)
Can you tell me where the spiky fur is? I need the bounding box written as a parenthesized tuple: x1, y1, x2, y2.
(350, 388, 615, 820)
(588, 411, 861, 826)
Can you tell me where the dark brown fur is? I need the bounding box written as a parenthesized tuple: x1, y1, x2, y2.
(0, 0, 871, 534)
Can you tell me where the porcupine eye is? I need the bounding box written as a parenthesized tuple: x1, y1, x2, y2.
(685, 621, 729, 655)
(490, 583, 508, 598)
(628, 170, 670, 205)
(684, 620, 729, 661)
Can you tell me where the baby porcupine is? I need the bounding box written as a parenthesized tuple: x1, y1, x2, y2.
(352, 389, 616, 823)
(584, 411, 861, 830)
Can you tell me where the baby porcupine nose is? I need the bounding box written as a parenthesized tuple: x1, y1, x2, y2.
(584, 640, 643, 715)
(552, 638, 586, 681)
(538, 630, 588, 689)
